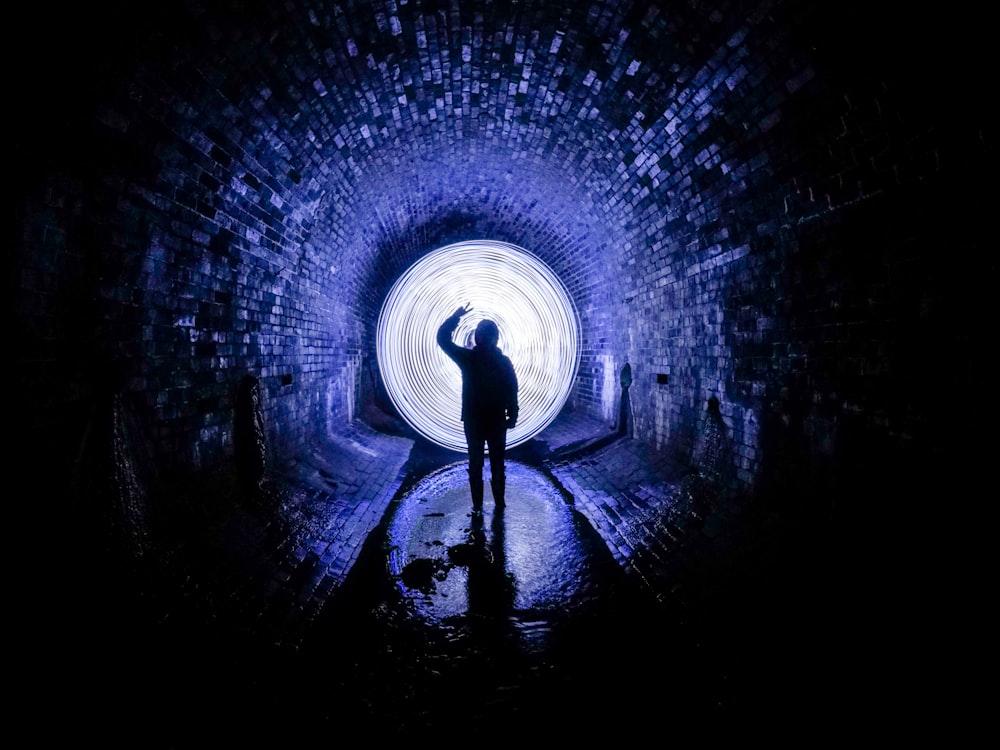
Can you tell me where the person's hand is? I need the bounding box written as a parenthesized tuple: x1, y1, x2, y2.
(506, 417, 516, 430)
(453, 303, 472, 318)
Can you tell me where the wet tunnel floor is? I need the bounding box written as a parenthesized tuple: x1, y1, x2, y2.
(287, 460, 733, 738)
(59, 441, 837, 744)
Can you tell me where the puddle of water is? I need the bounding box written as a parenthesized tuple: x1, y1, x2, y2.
(386, 460, 603, 634)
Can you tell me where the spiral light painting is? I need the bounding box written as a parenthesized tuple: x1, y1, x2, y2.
(377, 240, 581, 452)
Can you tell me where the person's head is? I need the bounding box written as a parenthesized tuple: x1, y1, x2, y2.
(474, 319, 499, 348)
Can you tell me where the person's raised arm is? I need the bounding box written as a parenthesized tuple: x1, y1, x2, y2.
(437, 303, 472, 349)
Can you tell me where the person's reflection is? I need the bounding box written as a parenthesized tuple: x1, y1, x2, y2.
(448, 508, 515, 624)
(445, 507, 521, 718)
(465, 507, 516, 620)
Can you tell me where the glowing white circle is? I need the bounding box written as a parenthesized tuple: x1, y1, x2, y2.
(377, 240, 581, 452)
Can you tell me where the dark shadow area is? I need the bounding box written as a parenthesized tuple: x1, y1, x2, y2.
(47, 404, 868, 744)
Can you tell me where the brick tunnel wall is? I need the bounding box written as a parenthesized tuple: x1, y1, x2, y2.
(15, 1, 988, 528)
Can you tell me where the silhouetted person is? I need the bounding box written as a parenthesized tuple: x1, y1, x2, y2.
(437, 304, 518, 511)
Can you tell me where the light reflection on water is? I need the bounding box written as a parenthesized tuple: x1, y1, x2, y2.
(384, 460, 612, 647)
(291, 453, 717, 735)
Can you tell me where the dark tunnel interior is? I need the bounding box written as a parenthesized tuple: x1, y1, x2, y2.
(14, 0, 989, 742)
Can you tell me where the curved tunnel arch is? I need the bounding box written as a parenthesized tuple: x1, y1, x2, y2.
(12, 4, 990, 736)
(14, 0, 976, 506)
(17, 0, 803, 479)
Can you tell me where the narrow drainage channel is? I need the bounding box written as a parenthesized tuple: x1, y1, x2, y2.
(290, 450, 728, 736)
(70, 436, 835, 743)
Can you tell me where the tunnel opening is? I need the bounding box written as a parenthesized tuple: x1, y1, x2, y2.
(15, 0, 987, 740)
(376, 240, 581, 452)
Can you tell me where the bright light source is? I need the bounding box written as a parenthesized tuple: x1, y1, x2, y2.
(377, 240, 580, 452)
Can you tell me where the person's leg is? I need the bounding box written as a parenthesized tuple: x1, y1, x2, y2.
(486, 423, 507, 507)
(465, 422, 485, 509)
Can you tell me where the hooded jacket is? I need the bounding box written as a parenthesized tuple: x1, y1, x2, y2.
(437, 313, 519, 429)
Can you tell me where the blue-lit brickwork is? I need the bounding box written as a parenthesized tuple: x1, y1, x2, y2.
(15, 0, 986, 521)
(13, 2, 990, 739)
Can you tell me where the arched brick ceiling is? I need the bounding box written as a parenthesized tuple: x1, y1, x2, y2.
(16, 0, 986, 479)
(18, 0, 819, 316)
